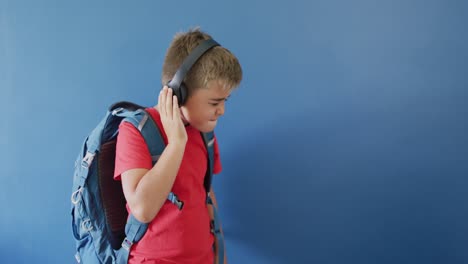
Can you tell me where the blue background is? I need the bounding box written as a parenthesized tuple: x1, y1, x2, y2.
(1, 1, 467, 263)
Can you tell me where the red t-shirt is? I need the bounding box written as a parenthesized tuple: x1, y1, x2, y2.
(114, 107, 222, 264)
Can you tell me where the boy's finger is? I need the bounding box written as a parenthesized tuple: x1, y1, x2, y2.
(157, 89, 163, 112)
(160, 88, 166, 115)
(172, 95, 179, 119)
(166, 88, 173, 117)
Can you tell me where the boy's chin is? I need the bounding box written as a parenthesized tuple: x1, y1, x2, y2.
(193, 122, 217, 133)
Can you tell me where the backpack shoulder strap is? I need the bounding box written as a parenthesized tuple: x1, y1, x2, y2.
(117, 108, 188, 260)
(121, 109, 184, 210)
(201, 131, 215, 193)
(201, 131, 225, 264)
(121, 108, 165, 165)
(110, 107, 167, 259)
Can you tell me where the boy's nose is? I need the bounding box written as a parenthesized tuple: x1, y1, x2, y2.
(216, 104, 225, 116)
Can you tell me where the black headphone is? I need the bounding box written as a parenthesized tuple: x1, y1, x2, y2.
(166, 38, 220, 106)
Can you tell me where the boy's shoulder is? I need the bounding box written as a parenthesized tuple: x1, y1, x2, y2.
(144, 107, 160, 121)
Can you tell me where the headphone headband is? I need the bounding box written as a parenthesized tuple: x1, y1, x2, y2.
(168, 38, 220, 90)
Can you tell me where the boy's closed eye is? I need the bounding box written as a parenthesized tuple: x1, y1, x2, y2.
(209, 97, 229, 106)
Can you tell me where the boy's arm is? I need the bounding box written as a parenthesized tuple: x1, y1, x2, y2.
(209, 187, 228, 264)
(121, 142, 185, 223)
(121, 87, 187, 223)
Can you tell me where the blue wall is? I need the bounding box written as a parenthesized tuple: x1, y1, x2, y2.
(1, 1, 467, 263)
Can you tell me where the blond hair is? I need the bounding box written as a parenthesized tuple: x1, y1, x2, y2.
(162, 28, 242, 96)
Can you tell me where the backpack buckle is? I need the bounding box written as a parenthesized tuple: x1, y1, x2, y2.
(112, 107, 124, 116)
(81, 219, 94, 232)
(121, 237, 133, 251)
(174, 199, 184, 210)
(71, 187, 83, 205)
(167, 192, 184, 210)
(74, 252, 81, 263)
(81, 152, 95, 168)
(210, 220, 221, 234)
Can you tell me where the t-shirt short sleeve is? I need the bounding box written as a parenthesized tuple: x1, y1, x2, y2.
(114, 121, 152, 180)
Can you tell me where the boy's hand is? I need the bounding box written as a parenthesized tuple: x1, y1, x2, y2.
(156, 86, 187, 145)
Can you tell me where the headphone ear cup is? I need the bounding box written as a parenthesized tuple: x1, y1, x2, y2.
(166, 80, 185, 106)
(178, 83, 188, 106)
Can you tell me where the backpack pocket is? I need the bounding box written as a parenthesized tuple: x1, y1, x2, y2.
(71, 205, 95, 263)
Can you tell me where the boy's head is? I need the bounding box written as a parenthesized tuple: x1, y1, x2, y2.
(162, 28, 243, 132)
(162, 28, 242, 97)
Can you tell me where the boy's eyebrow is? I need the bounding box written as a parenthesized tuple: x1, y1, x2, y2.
(209, 95, 231, 101)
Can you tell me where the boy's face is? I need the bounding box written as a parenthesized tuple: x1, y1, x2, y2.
(180, 80, 232, 133)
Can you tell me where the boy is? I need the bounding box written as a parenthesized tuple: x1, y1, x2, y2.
(114, 28, 242, 264)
